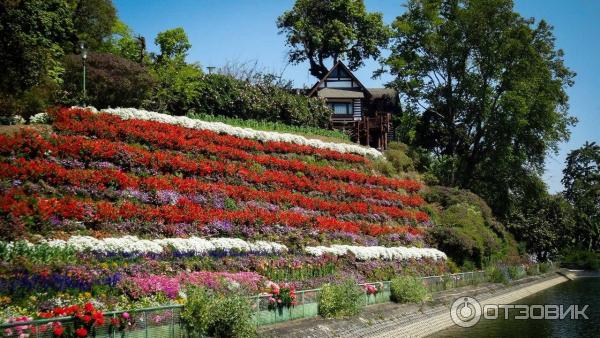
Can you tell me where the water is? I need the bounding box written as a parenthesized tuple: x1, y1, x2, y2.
(430, 278, 600, 338)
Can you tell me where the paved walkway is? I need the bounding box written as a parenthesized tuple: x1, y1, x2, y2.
(259, 273, 568, 338)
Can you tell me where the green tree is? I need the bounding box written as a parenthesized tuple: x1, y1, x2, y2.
(562, 142, 600, 250)
(100, 20, 148, 64)
(61, 51, 154, 108)
(71, 0, 117, 50)
(277, 0, 389, 79)
(0, 0, 75, 118)
(510, 193, 576, 260)
(154, 27, 192, 63)
(147, 27, 202, 114)
(382, 0, 576, 217)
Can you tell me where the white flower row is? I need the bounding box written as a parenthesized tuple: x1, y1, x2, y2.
(97, 107, 383, 158)
(4, 236, 288, 256)
(304, 244, 447, 261)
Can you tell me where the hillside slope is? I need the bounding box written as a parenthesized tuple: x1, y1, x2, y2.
(0, 107, 457, 318)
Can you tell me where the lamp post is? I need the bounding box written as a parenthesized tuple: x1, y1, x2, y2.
(80, 42, 87, 106)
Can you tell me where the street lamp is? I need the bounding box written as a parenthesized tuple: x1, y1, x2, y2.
(80, 42, 87, 106)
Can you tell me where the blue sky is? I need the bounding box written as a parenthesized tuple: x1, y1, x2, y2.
(114, 0, 599, 193)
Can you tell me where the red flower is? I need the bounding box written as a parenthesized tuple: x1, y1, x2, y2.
(53, 326, 65, 336)
(84, 303, 94, 312)
(75, 327, 88, 337)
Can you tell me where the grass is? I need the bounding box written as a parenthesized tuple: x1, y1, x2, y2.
(187, 113, 352, 143)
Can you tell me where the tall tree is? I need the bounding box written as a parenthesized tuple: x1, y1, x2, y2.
(562, 142, 600, 250)
(0, 0, 75, 117)
(277, 0, 389, 79)
(382, 0, 576, 217)
(71, 0, 117, 50)
(154, 27, 192, 63)
(149, 27, 202, 114)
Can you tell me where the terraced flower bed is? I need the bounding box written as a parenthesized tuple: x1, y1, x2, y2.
(0, 107, 448, 330)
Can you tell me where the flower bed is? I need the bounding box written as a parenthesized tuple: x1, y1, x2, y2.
(0, 107, 446, 322)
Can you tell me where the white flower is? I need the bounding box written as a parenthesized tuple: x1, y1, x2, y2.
(5, 236, 288, 257)
(29, 113, 49, 124)
(304, 244, 447, 261)
(90, 107, 383, 159)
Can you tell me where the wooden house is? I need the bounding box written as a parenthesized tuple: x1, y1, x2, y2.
(307, 61, 398, 150)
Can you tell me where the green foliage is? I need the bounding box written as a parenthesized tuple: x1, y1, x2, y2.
(177, 74, 331, 128)
(509, 193, 576, 260)
(0, 0, 74, 118)
(507, 266, 526, 280)
(384, 142, 414, 173)
(562, 142, 600, 250)
(100, 20, 148, 63)
(383, 0, 576, 219)
(277, 0, 390, 79)
(390, 276, 429, 303)
(148, 60, 204, 114)
(561, 250, 600, 271)
(61, 51, 155, 108)
(425, 186, 516, 266)
(155, 27, 192, 63)
(188, 113, 349, 141)
(485, 266, 509, 284)
(318, 280, 365, 318)
(72, 0, 117, 50)
(181, 286, 257, 338)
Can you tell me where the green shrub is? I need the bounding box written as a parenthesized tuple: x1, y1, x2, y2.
(318, 280, 365, 318)
(182, 74, 331, 128)
(485, 266, 508, 284)
(181, 286, 256, 338)
(384, 142, 414, 173)
(562, 249, 600, 270)
(507, 265, 526, 280)
(538, 262, 554, 273)
(390, 276, 429, 303)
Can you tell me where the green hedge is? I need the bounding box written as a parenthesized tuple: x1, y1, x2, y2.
(169, 74, 331, 129)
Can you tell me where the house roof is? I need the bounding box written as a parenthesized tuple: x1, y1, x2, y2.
(317, 88, 365, 99)
(307, 61, 371, 97)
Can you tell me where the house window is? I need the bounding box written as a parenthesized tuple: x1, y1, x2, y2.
(329, 102, 352, 116)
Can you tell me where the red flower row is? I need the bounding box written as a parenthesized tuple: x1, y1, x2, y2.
(52, 108, 421, 191)
(0, 159, 427, 221)
(53, 108, 369, 164)
(0, 188, 425, 236)
(0, 131, 422, 204)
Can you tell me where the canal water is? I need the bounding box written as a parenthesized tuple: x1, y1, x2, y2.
(430, 278, 600, 338)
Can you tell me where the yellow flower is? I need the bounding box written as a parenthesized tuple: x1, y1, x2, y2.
(100, 262, 109, 269)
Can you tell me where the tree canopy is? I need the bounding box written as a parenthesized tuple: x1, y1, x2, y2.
(563, 142, 600, 250)
(277, 0, 389, 79)
(382, 0, 576, 218)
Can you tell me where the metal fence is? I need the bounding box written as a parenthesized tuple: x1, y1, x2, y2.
(0, 269, 526, 335)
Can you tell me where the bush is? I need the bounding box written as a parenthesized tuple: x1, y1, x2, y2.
(390, 276, 429, 303)
(175, 74, 331, 128)
(384, 142, 414, 173)
(507, 265, 526, 280)
(181, 286, 256, 338)
(61, 52, 155, 108)
(318, 280, 365, 318)
(485, 266, 509, 284)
